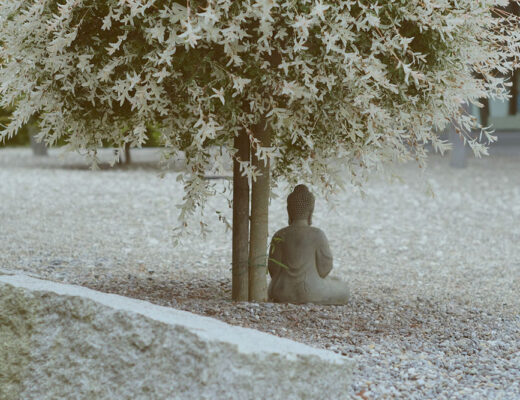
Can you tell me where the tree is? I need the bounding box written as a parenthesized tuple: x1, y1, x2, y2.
(1, 0, 519, 301)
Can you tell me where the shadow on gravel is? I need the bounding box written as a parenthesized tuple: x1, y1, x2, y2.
(80, 274, 501, 354)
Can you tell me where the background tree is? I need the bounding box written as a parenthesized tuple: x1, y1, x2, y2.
(1, 0, 519, 301)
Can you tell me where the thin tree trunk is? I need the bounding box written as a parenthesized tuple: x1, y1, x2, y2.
(28, 120, 47, 156)
(480, 98, 490, 127)
(232, 130, 250, 301)
(124, 143, 131, 164)
(248, 119, 270, 302)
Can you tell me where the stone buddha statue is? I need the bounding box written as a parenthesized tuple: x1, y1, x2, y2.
(267, 185, 350, 305)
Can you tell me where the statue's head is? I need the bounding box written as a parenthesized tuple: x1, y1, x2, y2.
(287, 184, 315, 225)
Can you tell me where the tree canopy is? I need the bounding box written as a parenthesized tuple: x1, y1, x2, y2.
(1, 0, 519, 222)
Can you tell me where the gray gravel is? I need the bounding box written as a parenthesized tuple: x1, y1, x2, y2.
(1, 147, 519, 399)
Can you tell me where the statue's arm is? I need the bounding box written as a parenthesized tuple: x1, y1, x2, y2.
(268, 234, 283, 278)
(316, 231, 333, 278)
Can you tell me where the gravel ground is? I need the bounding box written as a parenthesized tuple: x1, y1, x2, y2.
(1, 147, 519, 399)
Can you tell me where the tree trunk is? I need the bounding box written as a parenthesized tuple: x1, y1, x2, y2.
(480, 98, 489, 127)
(28, 121, 47, 157)
(232, 130, 250, 301)
(248, 119, 271, 302)
(124, 143, 131, 164)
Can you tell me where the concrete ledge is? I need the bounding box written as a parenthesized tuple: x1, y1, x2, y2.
(0, 274, 354, 400)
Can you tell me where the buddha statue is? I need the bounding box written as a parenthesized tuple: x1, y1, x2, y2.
(267, 184, 350, 305)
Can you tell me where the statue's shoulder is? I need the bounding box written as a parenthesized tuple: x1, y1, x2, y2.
(310, 227, 328, 240)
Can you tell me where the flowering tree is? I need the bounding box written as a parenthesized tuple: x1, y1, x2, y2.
(1, 0, 519, 301)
